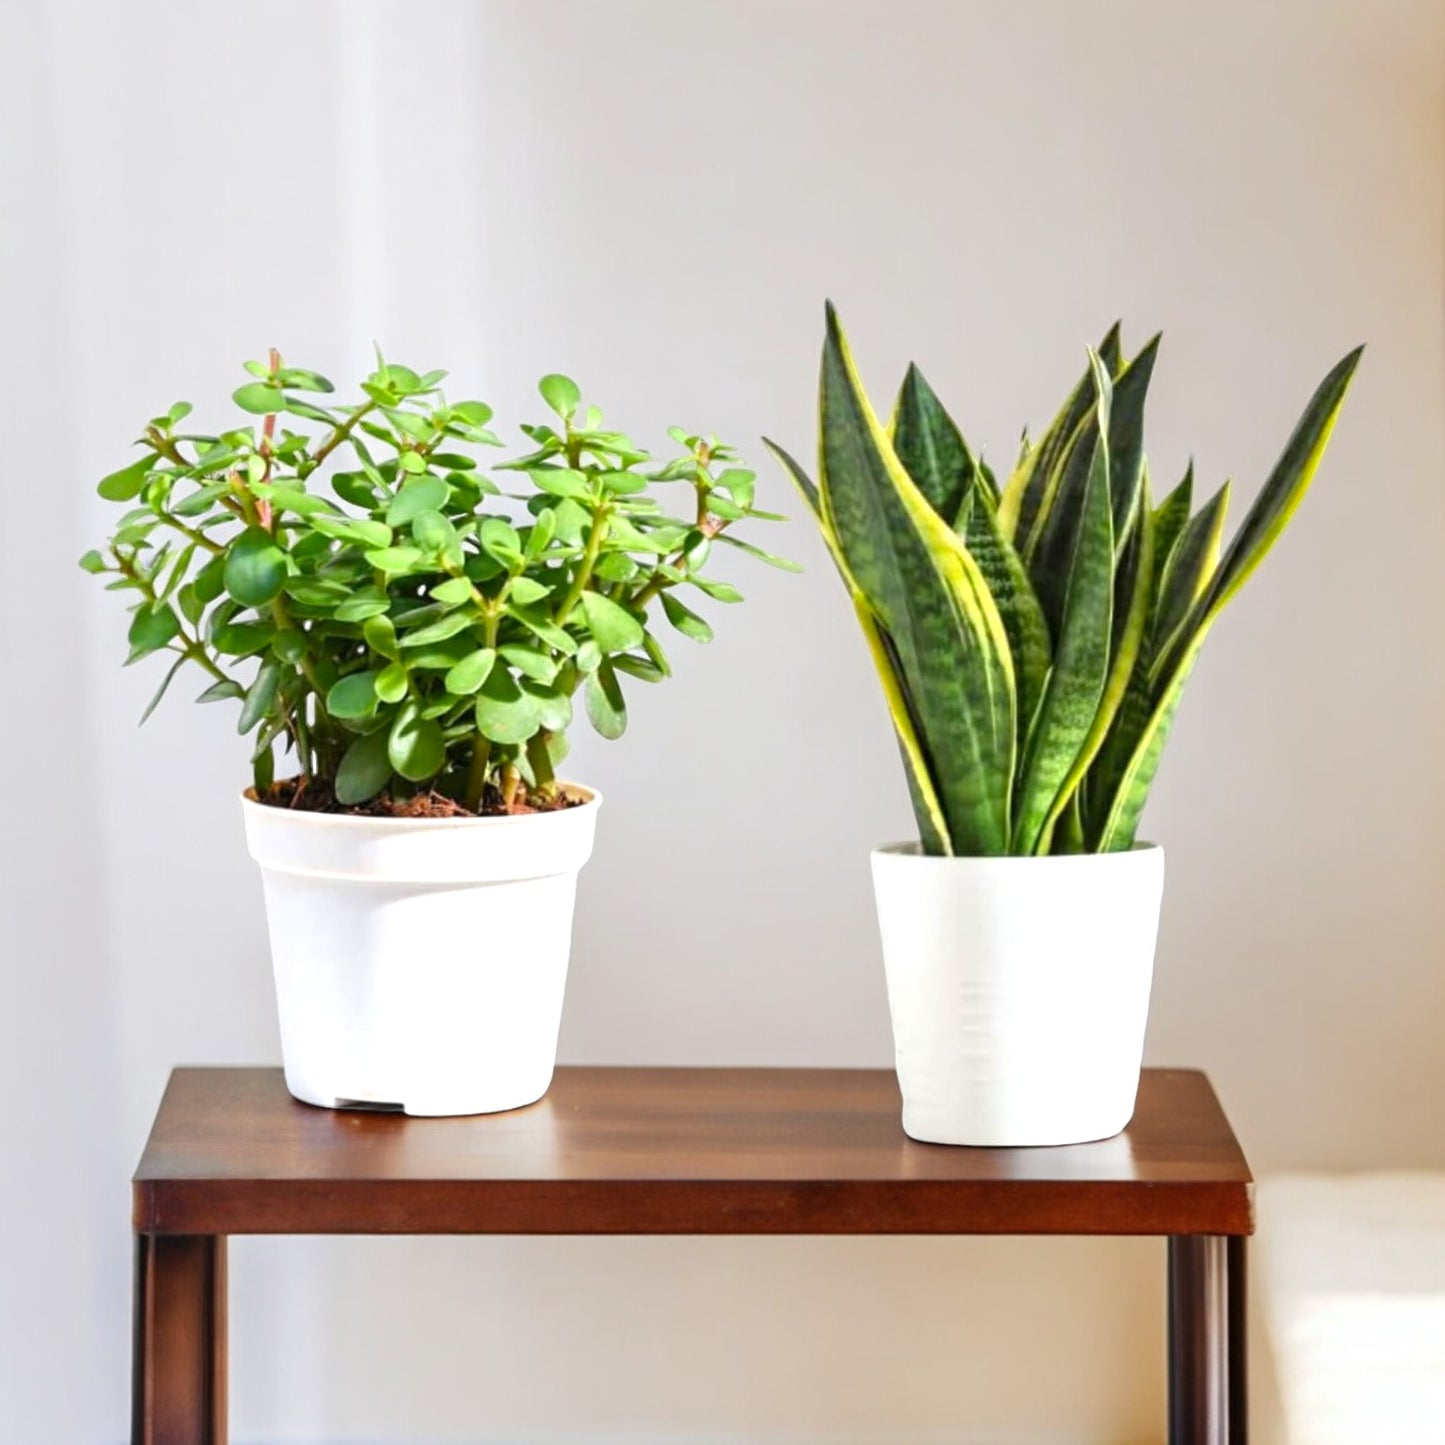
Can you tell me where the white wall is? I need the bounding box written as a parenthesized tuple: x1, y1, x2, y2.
(2, 1, 1441, 1441)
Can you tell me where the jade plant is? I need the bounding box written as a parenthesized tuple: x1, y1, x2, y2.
(82, 351, 796, 812)
(766, 305, 1360, 856)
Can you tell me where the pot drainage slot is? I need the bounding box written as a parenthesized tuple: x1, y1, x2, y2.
(333, 1097, 404, 1113)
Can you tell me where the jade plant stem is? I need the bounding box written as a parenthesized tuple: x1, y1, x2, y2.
(554, 508, 610, 625)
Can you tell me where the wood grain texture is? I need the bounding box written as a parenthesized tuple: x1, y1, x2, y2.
(132, 1234, 226, 1445)
(133, 1066, 1253, 1237)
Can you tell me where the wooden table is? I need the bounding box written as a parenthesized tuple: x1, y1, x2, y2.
(132, 1065, 1253, 1445)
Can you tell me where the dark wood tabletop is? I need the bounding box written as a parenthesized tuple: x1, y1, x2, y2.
(133, 1065, 1253, 1238)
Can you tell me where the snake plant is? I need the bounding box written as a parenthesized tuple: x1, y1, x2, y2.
(766, 305, 1361, 856)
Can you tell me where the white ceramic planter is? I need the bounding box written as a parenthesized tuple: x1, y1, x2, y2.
(871, 843, 1164, 1147)
(241, 787, 600, 1117)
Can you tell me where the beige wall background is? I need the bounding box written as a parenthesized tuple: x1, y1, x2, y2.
(2, 1, 1442, 1441)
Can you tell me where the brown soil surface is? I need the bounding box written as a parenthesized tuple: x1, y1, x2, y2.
(252, 776, 583, 819)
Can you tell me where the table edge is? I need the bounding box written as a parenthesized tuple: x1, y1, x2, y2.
(134, 1175, 1256, 1238)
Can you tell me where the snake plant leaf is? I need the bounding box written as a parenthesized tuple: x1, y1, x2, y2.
(1083, 463, 1183, 848)
(858, 599, 951, 856)
(1052, 793, 1088, 854)
(1149, 479, 1231, 677)
(1027, 358, 1114, 634)
(1056, 482, 1154, 842)
(1012, 386, 1115, 855)
(1191, 345, 1365, 626)
(976, 456, 1001, 505)
(1149, 462, 1195, 604)
(1086, 464, 1192, 820)
(999, 321, 1119, 551)
(764, 437, 823, 523)
(1104, 335, 1160, 553)
(1099, 321, 1124, 378)
(789, 312, 1359, 858)
(891, 363, 977, 525)
(765, 435, 862, 594)
(965, 484, 1052, 754)
(1096, 344, 1364, 851)
(954, 488, 976, 541)
(766, 433, 954, 855)
(1095, 478, 1274, 847)
(1092, 651, 1200, 852)
(818, 302, 1015, 855)
(1114, 468, 1152, 655)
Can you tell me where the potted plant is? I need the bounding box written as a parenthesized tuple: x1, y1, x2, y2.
(766, 305, 1360, 1146)
(82, 351, 796, 1116)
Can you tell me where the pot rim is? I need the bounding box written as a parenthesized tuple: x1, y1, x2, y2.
(241, 779, 601, 829)
(872, 839, 1160, 864)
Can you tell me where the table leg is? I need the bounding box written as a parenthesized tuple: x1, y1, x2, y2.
(133, 1234, 228, 1445)
(1228, 1236, 1247, 1440)
(1167, 1235, 1245, 1445)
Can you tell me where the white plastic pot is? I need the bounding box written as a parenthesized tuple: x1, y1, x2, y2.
(870, 842, 1164, 1147)
(241, 786, 600, 1117)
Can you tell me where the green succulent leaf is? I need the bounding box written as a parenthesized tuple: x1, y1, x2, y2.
(212, 619, 275, 657)
(334, 594, 392, 623)
(478, 518, 523, 566)
(584, 658, 627, 739)
(326, 670, 379, 720)
(310, 514, 392, 549)
(388, 708, 446, 781)
(196, 679, 245, 705)
(713, 534, 802, 572)
(139, 656, 187, 725)
(660, 591, 714, 643)
(430, 576, 476, 607)
(524, 680, 573, 730)
(127, 602, 181, 657)
(578, 590, 645, 653)
(365, 662, 402, 704)
(238, 661, 282, 735)
(224, 527, 288, 607)
(233, 382, 284, 415)
(386, 476, 449, 526)
(507, 576, 552, 607)
(527, 468, 591, 501)
(538, 374, 581, 421)
(98, 454, 155, 502)
(399, 611, 476, 648)
(474, 668, 542, 744)
(500, 644, 559, 683)
(335, 728, 393, 804)
(365, 546, 424, 575)
(444, 648, 496, 695)
(357, 616, 396, 663)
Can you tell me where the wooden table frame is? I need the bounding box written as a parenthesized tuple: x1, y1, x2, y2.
(132, 1066, 1253, 1445)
